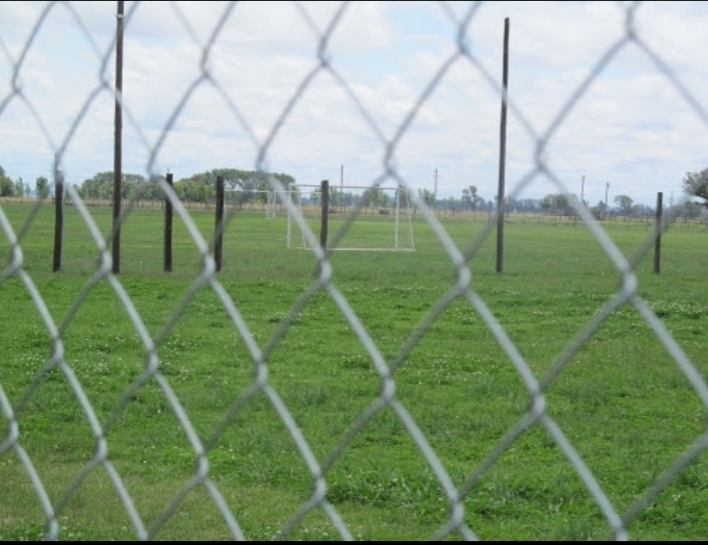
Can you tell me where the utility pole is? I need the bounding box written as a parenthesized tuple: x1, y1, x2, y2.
(605, 182, 609, 217)
(433, 168, 438, 210)
(581, 175, 585, 205)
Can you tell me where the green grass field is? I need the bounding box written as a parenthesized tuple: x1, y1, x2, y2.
(1, 201, 707, 540)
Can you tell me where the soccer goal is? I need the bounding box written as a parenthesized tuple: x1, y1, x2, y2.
(285, 184, 416, 251)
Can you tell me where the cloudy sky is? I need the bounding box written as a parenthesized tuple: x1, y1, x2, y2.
(1, 1, 707, 207)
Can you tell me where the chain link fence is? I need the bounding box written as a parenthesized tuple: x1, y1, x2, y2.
(2, 1, 708, 540)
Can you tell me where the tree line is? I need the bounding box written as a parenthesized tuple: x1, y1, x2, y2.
(439, 175, 708, 218)
(73, 168, 296, 206)
(1, 164, 707, 216)
(0, 165, 295, 204)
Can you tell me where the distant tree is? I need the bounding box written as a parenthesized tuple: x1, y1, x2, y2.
(504, 195, 519, 214)
(633, 203, 655, 217)
(0, 171, 14, 196)
(77, 171, 154, 201)
(289, 184, 301, 205)
(461, 185, 482, 211)
(36, 175, 49, 198)
(14, 177, 25, 200)
(681, 201, 702, 219)
(417, 188, 435, 208)
(682, 168, 708, 208)
(518, 198, 539, 213)
(444, 196, 460, 214)
(193, 168, 296, 207)
(539, 193, 570, 215)
(362, 187, 386, 209)
(273, 172, 296, 189)
(339, 190, 354, 207)
(326, 186, 339, 208)
(462, 187, 472, 208)
(461, 188, 471, 208)
(614, 194, 634, 216)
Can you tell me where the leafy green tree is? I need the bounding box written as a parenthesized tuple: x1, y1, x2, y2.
(444, 196, 460, 213)
(188, 168, 295, 207)
(539, 193, 570, 215)
(77, 172, 150, 201)
(289, 184, 301, 205)
(682, 201, 702, 219)
(361, 187, 385, 209)
(462, 185, 483, 211)
(328, 186, 341, 207)
(0, 171, 14, 197)
(14, 178, 25, 199)
(518, 198, 539, 212)
(470, 186, 481, 210)
(417, 188, 435, 207)
(36, 176, 49, 198)
(682, 168, 708, 208)
(614, 194, 634, 216)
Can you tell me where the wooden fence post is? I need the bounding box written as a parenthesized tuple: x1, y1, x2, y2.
(496, 17, 510, 274)
(320, 179, 329, 250)
(53, 173, 63, 272)
(214, 175, 224, 272)
(654, 192, 663, 274)
(164, 172, 173, 273)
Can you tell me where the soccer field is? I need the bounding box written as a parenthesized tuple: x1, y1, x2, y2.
(1, 201, 707, 540)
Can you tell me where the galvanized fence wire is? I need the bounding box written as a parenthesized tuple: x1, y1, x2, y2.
(1, 0, 708, 540)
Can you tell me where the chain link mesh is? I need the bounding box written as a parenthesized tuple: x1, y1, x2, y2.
(2, 1, 707, 540)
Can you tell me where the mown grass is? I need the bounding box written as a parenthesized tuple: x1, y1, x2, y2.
(1, 201, 707, 540)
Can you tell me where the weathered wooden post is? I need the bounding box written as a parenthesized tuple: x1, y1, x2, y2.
(320, 179, 329, 250)
(53, 169, 63, 272)
(496, 17, 510, 274)
(654, 192, 663, 274)
(164, 172, 173, 273)
(214, 175, 225, 272)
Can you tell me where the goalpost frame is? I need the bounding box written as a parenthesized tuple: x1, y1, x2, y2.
(284, 182, 415, 251)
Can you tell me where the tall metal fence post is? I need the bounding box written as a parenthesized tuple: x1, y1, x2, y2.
(320, 179, 329, 250)
(52, 171, 63, 272)
(214, 175, 224, 272)
(164, 172, 173, 273)
(654, 192, 663, 274)
(496, 17, 510, 274)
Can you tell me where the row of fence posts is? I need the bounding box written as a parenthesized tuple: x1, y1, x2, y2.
(48, 181, 665, 275)
(163, 173, 225, 273)
(52, 174, 226, 274)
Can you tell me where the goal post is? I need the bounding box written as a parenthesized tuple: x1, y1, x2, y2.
(285, 183, 416, 251)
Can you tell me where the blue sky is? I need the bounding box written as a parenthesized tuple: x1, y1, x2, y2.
(1, 1, 707, 207)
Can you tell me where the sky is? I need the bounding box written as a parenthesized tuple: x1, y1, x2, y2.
(1, 1, 707, 207)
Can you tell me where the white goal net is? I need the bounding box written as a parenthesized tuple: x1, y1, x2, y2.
(286, 185, 416, 251)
